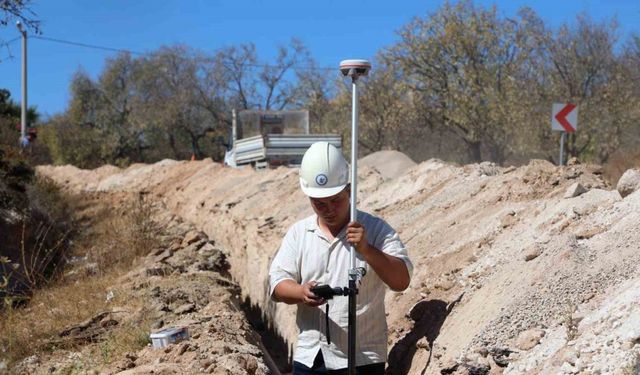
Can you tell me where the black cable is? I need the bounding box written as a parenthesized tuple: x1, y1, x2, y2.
(32, 35, 145, 55)
(0, 37, 19, 61)
(30, 35, 337, 71)
(325, 303, 331, 345)
(2, 37, 21, 45)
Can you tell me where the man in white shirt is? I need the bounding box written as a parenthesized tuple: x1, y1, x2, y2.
(269, 142, 413, 374)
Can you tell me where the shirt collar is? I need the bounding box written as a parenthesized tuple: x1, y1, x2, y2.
(304, 213, 358, 242)
(304, 214, 319, 232)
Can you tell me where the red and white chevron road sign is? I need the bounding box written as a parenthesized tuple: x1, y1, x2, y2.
(552, 103, 578, 132)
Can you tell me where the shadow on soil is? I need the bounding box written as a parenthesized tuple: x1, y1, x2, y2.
(241, 296, 293, 373)
(386, 294, 463, 375)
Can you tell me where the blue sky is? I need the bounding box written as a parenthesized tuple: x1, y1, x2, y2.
(0, 0, 638, 118)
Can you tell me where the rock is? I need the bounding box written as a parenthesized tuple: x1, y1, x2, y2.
(473, 346, 489, 357)
(435, 279, 456, 291)
(617, 169, 640, 198)
(199, 242, 217, 253)
(183, 230, 207, 246)
(177, 343, 190, 355)
(500, 213, 518, 228)
(440, 359, 459, 373)
(515, 329, 545, 350)
(184, 239, 207, 253)
(154, 249, 174, 262)
(623, 328, 640, 343)
(461, 352, 491, 371)
(567, 157, 580, 166)
(99, 314, 118, 328)
(105, 290, 115, 302)
(564, 183, 588, 198)
(146, 265, 170, 277)
(197, 250, 228, 272)
(524, 246, 542, 261)
(169, 239, 183, 251)
(561, 361, 576, 373)
(565, 169, 582, 180)
(416, 337, 429, 349)
(174, 303, 196, 315)
(562, 350, 578, 366)
(488, 347, 514, 367)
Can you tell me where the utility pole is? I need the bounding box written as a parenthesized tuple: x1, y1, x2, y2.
(16, 21, 28, 148)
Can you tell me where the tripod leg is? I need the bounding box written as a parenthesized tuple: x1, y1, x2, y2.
(348, 278, 357, 375)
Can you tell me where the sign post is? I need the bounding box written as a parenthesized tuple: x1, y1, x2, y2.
(551, 103, 578, 166)
(559, 132, 566, 167)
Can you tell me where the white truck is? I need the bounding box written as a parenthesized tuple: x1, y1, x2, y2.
(225, 109, 342, 169)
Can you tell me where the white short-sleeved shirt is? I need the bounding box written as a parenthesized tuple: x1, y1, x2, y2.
(268, 210, 413, 370)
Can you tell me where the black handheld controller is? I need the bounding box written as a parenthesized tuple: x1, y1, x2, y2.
(311, 284, 348, 300)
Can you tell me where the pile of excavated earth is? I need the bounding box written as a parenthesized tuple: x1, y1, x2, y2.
(32, 151, 640, 375)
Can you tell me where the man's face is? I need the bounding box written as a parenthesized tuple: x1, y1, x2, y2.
(309, 187, 350, 228)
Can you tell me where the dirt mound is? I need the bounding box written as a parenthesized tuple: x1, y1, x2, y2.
(359, 150, 417, 180)
(37, 158, 640, 374)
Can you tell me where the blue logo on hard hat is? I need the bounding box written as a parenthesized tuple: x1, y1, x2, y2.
(316, 174, 328, 186)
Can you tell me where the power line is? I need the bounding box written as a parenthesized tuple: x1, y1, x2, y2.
(33, 35, 146, 55)
(3, 37, 21, 45)
(0, 37, 20, 62)
(30, 35, 337, 72)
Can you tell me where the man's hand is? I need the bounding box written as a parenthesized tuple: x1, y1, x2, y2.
(346, 221, 371, 254)
(273, 280, 327, 306)
(300, 281, 326, 307)
(346, 221, 411, 292)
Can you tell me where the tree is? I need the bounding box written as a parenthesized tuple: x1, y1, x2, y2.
(45, 46, 234, 166)
(539, 14, 639, 164)
(215, 39, 316, 111)
(139, 45, 229, 160)
(0, 88, 39, 150)
(355, 58, 418, 154)
(389, 1, 545, 163)
(42, 54, 152, 167)
(1, 0, 39, 31)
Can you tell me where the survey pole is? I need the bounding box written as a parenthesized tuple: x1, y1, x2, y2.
(340, 59, 371, 375)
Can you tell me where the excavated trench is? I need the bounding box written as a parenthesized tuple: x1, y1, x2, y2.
(158, 221, 291, 374)
(237, 295, 292, 374)
(152, 219, 292, 375)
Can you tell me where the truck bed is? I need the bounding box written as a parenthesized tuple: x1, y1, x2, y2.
(234, 134, 342, 166)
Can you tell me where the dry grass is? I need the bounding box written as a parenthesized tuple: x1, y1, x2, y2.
(95, 315, 153, 364)
(562, 300, 579, 342)
(621, 352, 640, 375)
(1, 272, 119, 361)
(0, 193, 162, 369)
(87, 193, 162, 272)
(0, 175, 73, 304)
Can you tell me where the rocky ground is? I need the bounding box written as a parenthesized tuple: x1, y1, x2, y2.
(10, 211, 274, 374)
(32, 154, 640, 375)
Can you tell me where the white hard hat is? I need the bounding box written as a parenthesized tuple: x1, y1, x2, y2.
(299, 142, 349, 198)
